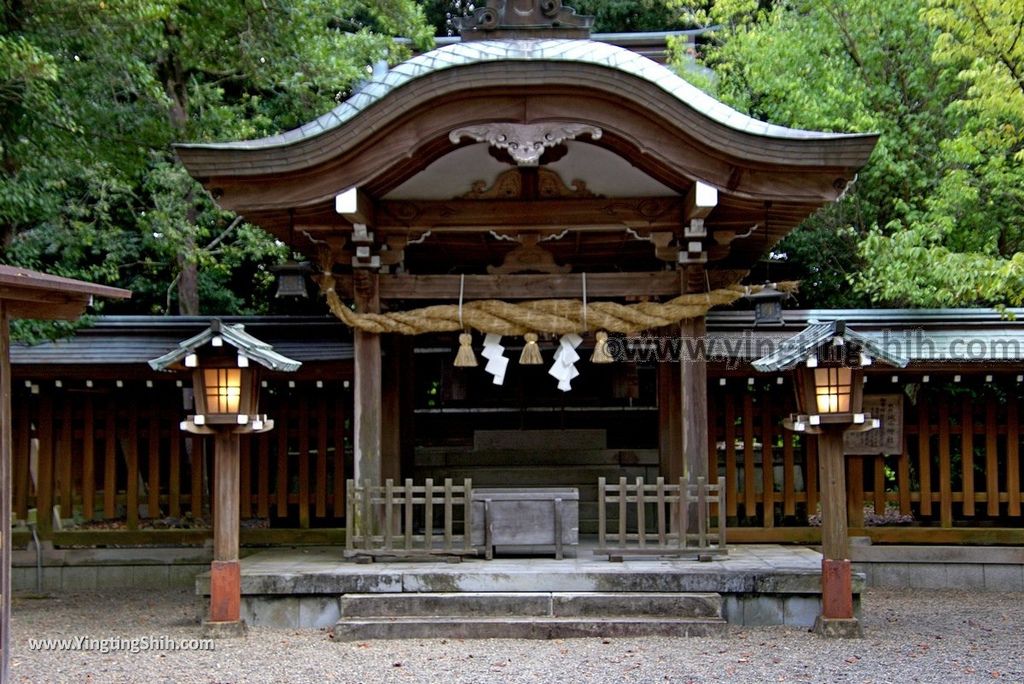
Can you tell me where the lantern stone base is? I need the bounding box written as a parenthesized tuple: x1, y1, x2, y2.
(201, 619, 247, 639)
(812, 615, 863, 639)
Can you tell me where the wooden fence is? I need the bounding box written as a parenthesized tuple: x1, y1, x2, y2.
(596, 476, 726, 558)
(9, 372, 1023, 543)
(10, 379, 352, 534)
(707, 377, 1024, 533)
(344, 478, 475, 558)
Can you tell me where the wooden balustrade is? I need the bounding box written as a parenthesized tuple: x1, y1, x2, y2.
(344, 477, 475, 558)
(596, 476, 726, 559)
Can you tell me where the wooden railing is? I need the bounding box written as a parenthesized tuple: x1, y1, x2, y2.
(596, 476, 726, 559)
(344, 478, 476, 559)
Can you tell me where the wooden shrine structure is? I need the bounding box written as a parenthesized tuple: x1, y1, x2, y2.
(0, 266, 129, 683)
(174, 1, 877, 498)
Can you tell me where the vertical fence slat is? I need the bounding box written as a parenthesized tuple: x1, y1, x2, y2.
(190, 435, 204, 517)
(361, 479, 372, 551)
(742, 393, 756, 517)
(782, 430, 795, 517)
(404, 478, 414, 551)
(239, 435, 252, 519)
(938, 398, 952, 528)
(298, 396, 310, 529)
(168, 418, 181, 518)
(847, 456, 864, 528)
(383, 479, 393, 550)
(316, 399, 328, 518)
(1008, 399, 1021, 517)
(697, 476, 707, 548)
(82, 396, 95, 519)
(424, 478, 434, 551)
(13, 398, 29, 519)
(717, 485, 727, 549)
(443, 478, 453, 551)
(961, 397, 975, 517)
(333, 397, 346, 518)
(617, 477, 627, 544)
(36, 395, 54, 533)
(918, 399, 932, 517)
(760, 396, 775, 527)
(898, 432, 912, 515)
(724, 393, 737, 517)
(276, 402, 289, 518)
(126, 401, 139, 530)
(636, 477, 646, 548)
(147, 406, 160, 519)
(463, 478, 473, 553)
(679, 477, 688, 549)
(103, 397, 116, 520)
(873, 455, 886, 515)
(597, 477, 606, 549)
(257, 432, 270, 519)
(805, 435, 818, 521)
(58, 395, 73, 517)
(985, 397, 999, 517)
(345, 479, 354, 551)
(656, 477, 666, 546)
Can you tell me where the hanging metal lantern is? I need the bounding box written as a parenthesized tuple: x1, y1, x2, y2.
(271, 261, 314, 298)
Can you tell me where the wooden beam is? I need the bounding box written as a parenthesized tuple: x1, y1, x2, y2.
(685, 181, 718, 221)
(332, 272, 682, 300)
(335, 187, 374, 226)
(376, 197, 684, 231)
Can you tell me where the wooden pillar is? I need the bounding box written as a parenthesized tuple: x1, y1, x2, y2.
(1, 301, 11, 683)
(680, 315, 708, 483)
(353, 272, 382, 487)
(816, 426, 860, 635)
(381, 335, 401, 484)
(209, 430, 241, 626)
(658, 355, 682, 482)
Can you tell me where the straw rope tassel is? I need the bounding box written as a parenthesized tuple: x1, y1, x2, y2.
(454, 332, 478, 367)
(520, 333, 543, 365)
(591, 330, 613, 363)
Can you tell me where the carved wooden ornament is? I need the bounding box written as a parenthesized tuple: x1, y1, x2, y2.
(450, 122, 602, 167)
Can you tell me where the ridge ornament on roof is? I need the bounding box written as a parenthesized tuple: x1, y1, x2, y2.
(459, 0, 594, 41)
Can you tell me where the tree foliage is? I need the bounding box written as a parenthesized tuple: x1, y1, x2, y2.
(673, 0, 1024, 308)
(1, 1, 431, 328)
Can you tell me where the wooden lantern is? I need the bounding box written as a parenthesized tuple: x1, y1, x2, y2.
(185, 347, 259, 427)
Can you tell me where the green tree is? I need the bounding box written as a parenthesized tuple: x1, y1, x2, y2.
(855, 0, 1024, 307)
(671, 0, 961, 307)
(1, 1, 431, 322)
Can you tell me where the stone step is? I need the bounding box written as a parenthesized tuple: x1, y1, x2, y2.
(340, 592, 722, 619)
(332, 616, 728, 641)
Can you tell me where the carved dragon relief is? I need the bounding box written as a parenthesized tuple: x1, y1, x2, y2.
(449, 122, 602, 167)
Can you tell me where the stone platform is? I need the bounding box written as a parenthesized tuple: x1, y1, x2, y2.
(196, 544, 861, 632)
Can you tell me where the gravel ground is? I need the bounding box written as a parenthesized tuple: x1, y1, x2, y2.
(8, 588, 1023, 683)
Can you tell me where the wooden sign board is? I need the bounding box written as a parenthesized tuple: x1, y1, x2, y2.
(844, 393, 904, 455)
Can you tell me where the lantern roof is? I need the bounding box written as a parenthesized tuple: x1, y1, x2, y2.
(148, 319, 301, 373)
(751, 320, 909, 373)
